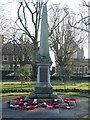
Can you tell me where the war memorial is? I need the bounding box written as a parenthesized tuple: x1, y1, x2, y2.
(1, 3, 89, 120)
(24, 3, 59, 101)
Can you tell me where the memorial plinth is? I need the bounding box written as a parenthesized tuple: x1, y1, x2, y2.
(35, 58, 52, 94)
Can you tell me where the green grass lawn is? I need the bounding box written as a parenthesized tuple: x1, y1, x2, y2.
(51, 80, 89, 90)
(57, 92, 89, 98)
(81, 115, 90, 120)
(0, 92, 30, 97)
(1, 80, 89, 90)
(1, 79, 90, 97)
(1, 81, 36, 90)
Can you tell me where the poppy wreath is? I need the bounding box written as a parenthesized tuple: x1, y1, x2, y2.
(59, 105, 71, 109)
(25, 105, 39, 110)
(49, 98, 59, 108)
(63, 97, 76, 104)
(8, 96, 39, 110)
(8, 96, 76, 110)
(41, 102, 53, 109)
(41, 102, 47, 107)
(41, 98, 59, 108)
(46, 105, 53, 109)
(25, 99, 39, 110)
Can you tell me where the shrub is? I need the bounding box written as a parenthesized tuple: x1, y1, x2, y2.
(15, 66, 30, 85)
(56, 66, 72, 90)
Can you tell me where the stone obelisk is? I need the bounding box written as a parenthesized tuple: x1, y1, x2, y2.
(39, 3, 49, 57)
(35, 3, 52, 96)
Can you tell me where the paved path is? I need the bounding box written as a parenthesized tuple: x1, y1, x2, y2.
(1, 96, 89, 119)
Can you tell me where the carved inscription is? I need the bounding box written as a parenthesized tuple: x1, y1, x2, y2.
(40, 67, 48, 82)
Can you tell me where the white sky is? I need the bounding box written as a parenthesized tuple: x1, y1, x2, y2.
(0, 0, 90, 60)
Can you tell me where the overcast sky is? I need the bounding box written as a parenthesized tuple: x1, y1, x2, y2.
(0, 0, 89, 18)
(0, 0, 89, 60)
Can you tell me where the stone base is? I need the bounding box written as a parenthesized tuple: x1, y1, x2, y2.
(35, 87, 52, 94)
(35, 82, 53, 94)
(24, 90, 60, 103)
(24, 83, 60, 102)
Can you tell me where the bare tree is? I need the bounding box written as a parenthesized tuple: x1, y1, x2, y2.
(17, 0, 43, 76)
(17, 1, 73, 76)
(49, 4, 86, 68)
(68, 0, 90, 33)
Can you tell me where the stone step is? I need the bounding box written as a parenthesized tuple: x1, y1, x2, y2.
(37, 98, 51, 103)
(24, 91, 60, 100)
(36, 94, 51, 99)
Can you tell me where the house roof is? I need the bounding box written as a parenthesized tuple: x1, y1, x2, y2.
(2, 42, 34, 56)
(2, 43, 23, 55)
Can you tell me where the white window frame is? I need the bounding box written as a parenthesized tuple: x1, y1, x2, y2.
(3, 55, 8, 61)
(22, 54, 25, 61)
(13, 55, 15, 61)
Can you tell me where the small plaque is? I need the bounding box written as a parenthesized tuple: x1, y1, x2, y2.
(35, 87, 52, 94)
(40, 67, 48, 82)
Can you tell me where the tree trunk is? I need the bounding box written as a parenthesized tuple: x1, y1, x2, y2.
(31, 41, 38, 77)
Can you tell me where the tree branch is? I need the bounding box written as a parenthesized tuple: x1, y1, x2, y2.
(17, 2, 34, 41)
(24, 0, 36, 27)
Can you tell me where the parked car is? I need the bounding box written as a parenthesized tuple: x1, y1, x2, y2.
(6, 72, 15, 76)
(83, 75, 90, 78)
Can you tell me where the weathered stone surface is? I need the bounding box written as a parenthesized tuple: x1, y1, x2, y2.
(59, 103, 68, 107)
(50, 92, 59, 99)
(35, 82, 52, 87)
(24, 94, 30, 100)
(69, 101, 76, 107)
(37, 94, 50, 99)
(38, 99, 51, 103)
(37, 54, 51, 63)
(40, 67, 48, 82)
(58, 97, 64, 103)
(35, 3, 56, 99)
(35, 87, 52, 94)
(29, 91, 37, 98)
(39, 3, 49, 57)
(24, 91, 37, 100)
(10, 100, 17, 104)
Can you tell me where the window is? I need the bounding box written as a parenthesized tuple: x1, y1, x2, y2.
(22, 54, 24, 61)
(75, 67, 78, 73)
(80, 66, 82, 73)
(80, 66, 84, 73)
(13, 55, 15, 61)
(85, 68, 87, 74)
(13, 55, 19, 61)
(3, 55, 8, 61)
